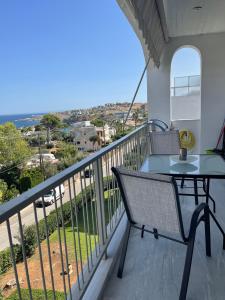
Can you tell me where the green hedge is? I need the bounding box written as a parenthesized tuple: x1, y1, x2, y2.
(0, 177, 113, 276)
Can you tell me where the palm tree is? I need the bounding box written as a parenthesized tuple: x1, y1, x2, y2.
(132, 109, 140, 128)
(89, 135, 101, 150)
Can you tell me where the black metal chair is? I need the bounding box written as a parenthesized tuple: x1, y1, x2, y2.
(112, 167, 225, 300)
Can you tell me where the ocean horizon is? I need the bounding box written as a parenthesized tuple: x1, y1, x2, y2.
(0, 113, 44, 128)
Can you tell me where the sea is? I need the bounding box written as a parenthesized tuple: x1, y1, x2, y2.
(0, 113, 43, 128)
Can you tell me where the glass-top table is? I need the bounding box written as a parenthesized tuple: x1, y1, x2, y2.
(140, 154, 225, 179)
(140, 154, 225, 213)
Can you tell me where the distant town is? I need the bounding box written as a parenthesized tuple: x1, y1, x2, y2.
(0, 102, 147, 204)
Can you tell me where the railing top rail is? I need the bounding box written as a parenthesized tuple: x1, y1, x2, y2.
(171, 75, 201, 88)
(171, 84, 200, 89)
(0, 124, 147, 223)
(173, 75, 200, 80)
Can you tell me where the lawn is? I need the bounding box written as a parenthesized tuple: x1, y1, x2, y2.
(6, 288, 64, 300)
(49, 188, 119, 262)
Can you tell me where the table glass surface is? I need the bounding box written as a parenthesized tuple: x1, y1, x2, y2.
(140, 154, 225, 177)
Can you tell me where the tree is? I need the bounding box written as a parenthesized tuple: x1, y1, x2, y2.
(0, 179, 8, 203)
(89, 135, 101, 150)
(55, 142, 81, 169)
(43, 162, 58, 178)
(0, 179, 19, 203)
(20, 126, 32, 133)
(34, 124, 44, 132)
(132, 109, 140, 128)
(4, 185, 19, 201)
(0, 122, 31, 167)
(19, 168, 44, 193)
(91, 118, 105, 127)
(40, 114, 62, 145)
(0, 165, 21, 189)
(111, 120, 123, 134)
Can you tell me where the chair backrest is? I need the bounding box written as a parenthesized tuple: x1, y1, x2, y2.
(150, 130, 180, 154)
(112, 167, 184, 238)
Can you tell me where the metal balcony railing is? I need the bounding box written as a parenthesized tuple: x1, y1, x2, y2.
(0, 124, 148, 299)
(171, 75, 200, 97)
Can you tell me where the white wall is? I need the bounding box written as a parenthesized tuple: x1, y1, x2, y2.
(171, 95, 201, 121)
(148, 32, 225, 153)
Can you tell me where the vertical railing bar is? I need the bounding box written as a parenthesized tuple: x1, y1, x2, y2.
(17, 212, 33, 300)
(132, 137, 136, 170)
(111, 149, 117, 227)
(93, 159, 107, 254)
(93, 167, 100, 255)
(137, 133, 139, 167)
(129, 139, 132, 169)
(139, 130, 142, 165)
(112, 149, 117, 224)
(117, 145, 122, 212)
(52, 192, 67, 298)
(104, 154, 110, 236)
(124, 140, 128, 168)
(6, 219, 22, 300)
(92, 170, 101, 254)
(33, 204, 48, 300)
(120, 144, 124, 210)
(115, 147, 120, 220)
(127, 140, 130, 168)
(88, 164, 98, 258)
(116, 145, 121, 217)
(106, 152, 113, 232)
(58, 184, 72, 299)
(67, 178, 81, 290)
(133, 135, 137, 170)
(72, 175, 85, 284)
(83, 171, 94, 268)
(41, 196, 56, 297)
(118, 145, 123, 214)
(79, 172, 91, 272)
(134, 134, 139, 170)
(109, 151, 114, 230)
(100, 156, 108, 239)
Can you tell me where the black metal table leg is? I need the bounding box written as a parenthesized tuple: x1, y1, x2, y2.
(205, 178, 209, 206)
(204, 178, 216, 213)
(194, 178, 198, 205)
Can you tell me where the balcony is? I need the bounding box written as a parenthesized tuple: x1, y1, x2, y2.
(103, 178, 225, 300)
(0, 125, 148, 299)
(1, 124, 225, 299)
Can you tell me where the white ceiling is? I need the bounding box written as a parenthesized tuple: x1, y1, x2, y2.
(163, 0, 225, 37)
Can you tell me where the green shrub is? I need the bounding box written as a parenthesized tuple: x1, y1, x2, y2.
(19, 168, 44, 193)
(13, 244, 23, 262)
(0, 248, 11, 275)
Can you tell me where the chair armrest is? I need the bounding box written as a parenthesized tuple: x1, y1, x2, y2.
(187, 203, 209, 241)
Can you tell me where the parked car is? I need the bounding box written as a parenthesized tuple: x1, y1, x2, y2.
(81, 169, 94, 178)
(35, 184, 65, 206)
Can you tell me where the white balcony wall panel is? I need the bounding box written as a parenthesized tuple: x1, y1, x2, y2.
(171, 95, 201, 121)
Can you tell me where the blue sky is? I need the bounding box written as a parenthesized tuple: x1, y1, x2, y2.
(0, 1, 200, 115)
(171, 48, 200, 80)
(0, 0, 147, 114)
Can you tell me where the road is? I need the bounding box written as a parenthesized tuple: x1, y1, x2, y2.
(0, 158, 113, 250)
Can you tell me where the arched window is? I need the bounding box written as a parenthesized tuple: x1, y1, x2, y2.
(170, 47, 201, 121)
